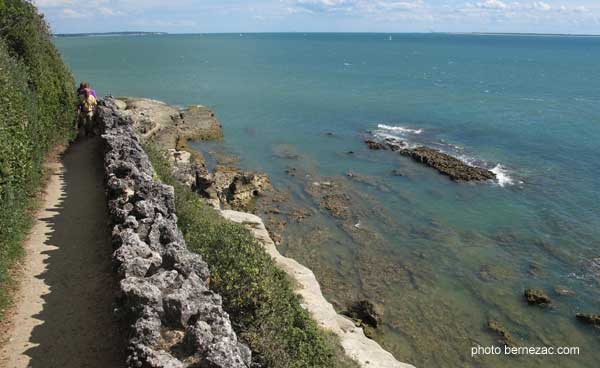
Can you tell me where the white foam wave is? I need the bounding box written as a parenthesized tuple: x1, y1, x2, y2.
(491, 164, 515, 187)
(452, 156, 518, 187)
(377, 124, 423, 134)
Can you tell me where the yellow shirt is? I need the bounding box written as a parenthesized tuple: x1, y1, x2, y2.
(81, 94, 97, 113)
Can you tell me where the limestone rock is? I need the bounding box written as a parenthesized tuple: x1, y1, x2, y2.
(203, 166, 271, 209)
(97, 98, 250, 368)
(114, 98, 223, 150)
(524, 288, 552, 306)
(399, 147, 496, 182)
(364, 138, 496, 182)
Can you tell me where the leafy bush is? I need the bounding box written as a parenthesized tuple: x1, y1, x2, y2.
(146, 145, 359, 368)
(0, 0, 76, 318)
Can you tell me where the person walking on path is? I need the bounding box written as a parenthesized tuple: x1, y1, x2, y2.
(77, 87, 97, 138)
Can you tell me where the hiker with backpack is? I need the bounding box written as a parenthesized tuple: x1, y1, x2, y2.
(76, 82, 97, 138)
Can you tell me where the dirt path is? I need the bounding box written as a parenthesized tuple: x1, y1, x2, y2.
(0, 137, 124, 368)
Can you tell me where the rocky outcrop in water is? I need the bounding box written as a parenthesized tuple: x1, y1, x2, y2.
(486, 320, 517, 347)
(98, 99, 251, 368)
(364, 139, 389, 150)
(400, 147, 496, 182)
(364, 139, 496, 182)
(344, 300, 384, 329)
(575, 313, 600, 327)
(524, 288, 552, 306)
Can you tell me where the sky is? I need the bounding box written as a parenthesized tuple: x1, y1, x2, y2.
(34, 0, 600, 35)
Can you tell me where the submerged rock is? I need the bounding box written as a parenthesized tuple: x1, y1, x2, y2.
(527, 263, 543, 277)
(344, 300, 384, 329)
(364, 139, 388, 150)
(272, 144, 302, 160)
(320, 193, 352, 219)
(575, 313, 600, 327)
(554, 286, 576, 297)
(524, 288, 552, 306)
(487, 320, 517, 347)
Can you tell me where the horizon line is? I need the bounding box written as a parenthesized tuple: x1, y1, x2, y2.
(53, 30, 600, 37)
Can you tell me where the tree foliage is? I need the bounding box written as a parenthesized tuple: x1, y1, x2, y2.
(0, 0, 76, 317)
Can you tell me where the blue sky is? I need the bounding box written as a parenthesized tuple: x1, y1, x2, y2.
(35, 0, 600, 34)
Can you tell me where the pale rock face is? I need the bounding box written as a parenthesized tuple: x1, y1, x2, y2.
(210, 168, 272, 209)
(166, 149, 198, 189)
(113, 97, 223, 148)
(113, 99, 128, 110)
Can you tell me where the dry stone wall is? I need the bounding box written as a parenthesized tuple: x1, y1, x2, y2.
(98, 99, 251, 368)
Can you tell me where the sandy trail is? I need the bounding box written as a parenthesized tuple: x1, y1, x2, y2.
(0, 137, 124, 368)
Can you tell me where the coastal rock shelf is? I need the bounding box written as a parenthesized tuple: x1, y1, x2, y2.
(219, 210, 415, 368)
(114, 97, 270, 210)
(99, 97, 414, 368)
(365, 138, 496, 182)
(98, 100, 251, 368)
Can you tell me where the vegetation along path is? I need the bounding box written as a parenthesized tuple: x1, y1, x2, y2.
(0, 137, 124, 368)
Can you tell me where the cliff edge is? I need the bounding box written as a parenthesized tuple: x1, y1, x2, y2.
(98, 97, 415, 368)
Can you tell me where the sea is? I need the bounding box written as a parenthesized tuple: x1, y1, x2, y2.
(55, 33, 600, 367)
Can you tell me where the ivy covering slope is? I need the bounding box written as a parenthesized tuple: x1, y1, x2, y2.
(0, 0, 76, 318)
(146, 145, 359, 368)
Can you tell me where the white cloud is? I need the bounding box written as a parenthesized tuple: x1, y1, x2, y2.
(34, 0, 74, 6)
(532, 2, 552, 11)
(30, 0, 600, 34)
(97, 7, 124, 16)
(476, 0, 508, 10)
(463, 1, 593, 14)
(61, 8, 85, 18)
(289, 0, 424, 14)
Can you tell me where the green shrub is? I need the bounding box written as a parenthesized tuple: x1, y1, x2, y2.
(146, 145, 359, 368)
(0, 0, 76, 318)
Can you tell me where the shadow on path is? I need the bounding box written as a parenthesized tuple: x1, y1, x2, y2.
(25, 137, 125, 367)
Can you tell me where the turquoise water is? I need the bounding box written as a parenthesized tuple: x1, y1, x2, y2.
(56, 34, 600, 367)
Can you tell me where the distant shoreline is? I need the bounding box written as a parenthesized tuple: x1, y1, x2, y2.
(53, 31, 600, 38)
(445, 31, 600, 37)
(54, 32, 168, 38)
